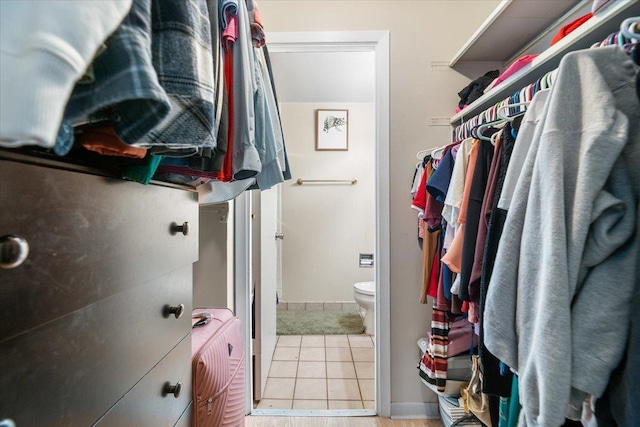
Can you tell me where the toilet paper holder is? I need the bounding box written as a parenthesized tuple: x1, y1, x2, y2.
(359, 253, 374, 268)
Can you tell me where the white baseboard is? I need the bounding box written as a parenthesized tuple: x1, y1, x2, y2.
(277, 301, 359, 312)
(390, 402, 439, 419)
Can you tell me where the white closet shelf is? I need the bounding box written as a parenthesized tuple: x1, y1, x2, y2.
(450, 0, 640, 126)
(449, 0, 584, 67)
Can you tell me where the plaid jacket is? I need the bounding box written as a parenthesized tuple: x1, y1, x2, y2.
(65, 0, 171, 145)
(136, 0, 217, 149)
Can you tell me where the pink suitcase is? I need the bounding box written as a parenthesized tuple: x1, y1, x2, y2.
(191, 308, 245, 427)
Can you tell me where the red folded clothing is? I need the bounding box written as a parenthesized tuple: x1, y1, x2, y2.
(551, 13, 593, 46)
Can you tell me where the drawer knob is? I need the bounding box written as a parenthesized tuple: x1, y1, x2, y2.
(166, 304, 185, 319)
(170, 222, 189, 236)
(164, 381, 183, 398)
(0, 235, 29, 269)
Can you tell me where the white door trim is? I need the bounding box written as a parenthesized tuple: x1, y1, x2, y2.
(235, 30, 391, 417)
(233, 192, 253, 415)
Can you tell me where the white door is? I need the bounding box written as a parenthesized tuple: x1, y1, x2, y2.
(253, 187, 279, 400)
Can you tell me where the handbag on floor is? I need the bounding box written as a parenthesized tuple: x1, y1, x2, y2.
(461, 355, 492, 426)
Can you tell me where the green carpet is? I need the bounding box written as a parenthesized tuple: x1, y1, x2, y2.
(276, 310, 365, 335)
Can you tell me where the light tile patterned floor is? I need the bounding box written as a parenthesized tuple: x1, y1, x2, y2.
(257, 334, 375, 410)
(246, 416, 444, 426)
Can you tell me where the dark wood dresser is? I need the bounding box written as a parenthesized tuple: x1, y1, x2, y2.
(0, 157, 198, 426)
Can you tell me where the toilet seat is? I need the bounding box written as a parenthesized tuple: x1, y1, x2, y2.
(354, 281, 375, 296)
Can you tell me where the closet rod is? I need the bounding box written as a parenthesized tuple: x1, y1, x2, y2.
(296, 178, 358, 185)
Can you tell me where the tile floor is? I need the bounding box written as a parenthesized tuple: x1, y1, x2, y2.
(245, 416, 444, 426)
(256, 334, 375, 410)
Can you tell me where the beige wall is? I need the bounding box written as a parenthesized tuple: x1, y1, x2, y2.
(260, 0, 500, 410)
(279, 102, 375, 302)
(193, 204, 231, 309)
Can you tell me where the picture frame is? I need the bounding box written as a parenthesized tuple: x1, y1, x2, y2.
(316, 109, 349, 151)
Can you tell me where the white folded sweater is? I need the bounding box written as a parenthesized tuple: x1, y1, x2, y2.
(0, 0, 132, 148)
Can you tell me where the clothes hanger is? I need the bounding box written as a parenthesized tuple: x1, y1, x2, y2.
(467, 117, 477, 139)
(470, 117, 484, 139)
(469, 111, 486, 139)
(540, 73, 550, 90)
(525, 82, 534, 102)
(470, 123, 479, 139)
(511, 91, 523, 116)
(416, 149, 430, 160)
(620, 17, 640, 42)
(490, 129, 502, 146)
(497, 101, 531, 120)
(474, 118, 506, 142)
(431, 145, 445, 160)
(616, 17, 640, 102)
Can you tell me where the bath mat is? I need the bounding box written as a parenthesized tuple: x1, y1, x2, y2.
(276, 310, 365, 335)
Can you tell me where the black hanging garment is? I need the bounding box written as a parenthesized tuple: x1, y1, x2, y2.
(632, 44, 640, 101)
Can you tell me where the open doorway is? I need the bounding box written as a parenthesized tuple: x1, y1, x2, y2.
(235, 31, 390, 417)
(258, 100, 376, 413)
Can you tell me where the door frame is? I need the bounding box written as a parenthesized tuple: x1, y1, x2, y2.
(234, 30, 390, 417)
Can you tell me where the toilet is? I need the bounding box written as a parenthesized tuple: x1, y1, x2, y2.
(353, 281, 375, 335)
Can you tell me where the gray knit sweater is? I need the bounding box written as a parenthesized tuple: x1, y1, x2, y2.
(484, 46, 640, 427)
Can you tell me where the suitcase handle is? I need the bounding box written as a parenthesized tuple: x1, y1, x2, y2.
(192, 311, 212, 328)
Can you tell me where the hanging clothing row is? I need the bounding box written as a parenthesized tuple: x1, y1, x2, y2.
(0, 0, 290, 200)
(452, 70, 557, 143)
(452, 18, 640, 143)
(413, 20, 640, 427)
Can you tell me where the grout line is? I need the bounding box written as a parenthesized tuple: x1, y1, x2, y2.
(324, 334, 329, 403)
(296, 337, 301, 393)
(350, 339, 365, 405)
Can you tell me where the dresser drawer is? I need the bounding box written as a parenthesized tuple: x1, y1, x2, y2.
(174, 401, 193, 427)
(0, 266, 192, 427)
(95, 336, 192, 427)
(0, 159, 198, 340)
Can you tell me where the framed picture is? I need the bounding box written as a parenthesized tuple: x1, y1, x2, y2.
(316, 109, 349, 151)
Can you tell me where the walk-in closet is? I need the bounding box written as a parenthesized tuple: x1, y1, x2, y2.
(1, 1, 639, 426)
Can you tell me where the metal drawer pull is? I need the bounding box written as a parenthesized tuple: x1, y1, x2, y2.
(166, 304, 185, 319)
(164, 381, 183, 398)
(0, 235, 29, 269)
(170, 221, 189, 236)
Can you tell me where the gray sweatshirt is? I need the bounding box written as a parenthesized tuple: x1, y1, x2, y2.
(484, 47, 640, 427)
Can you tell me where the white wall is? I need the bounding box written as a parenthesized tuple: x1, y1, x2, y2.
(259, 0, 501, 413)
(193, 203, 232, 309)
(279, 102, 375, 302)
